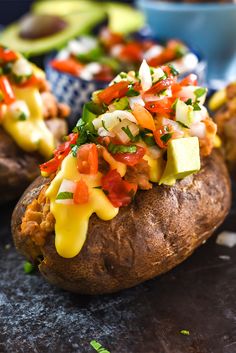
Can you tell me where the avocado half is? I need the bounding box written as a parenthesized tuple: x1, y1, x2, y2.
(33, 1, 145, 35)
(0, 9, 106, 57)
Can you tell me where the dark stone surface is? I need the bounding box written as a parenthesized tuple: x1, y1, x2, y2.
(0, 195, 236, 353)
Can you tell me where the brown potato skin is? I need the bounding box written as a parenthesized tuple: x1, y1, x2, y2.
(12, 150, 231, 295)
(0, 119, 67, 203)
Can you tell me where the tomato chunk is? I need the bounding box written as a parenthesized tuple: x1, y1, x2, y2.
(132, 104, 156, 131)
(120, 42, 143, 62)
(73, 179, 89, 204)
(101, 169, 137, 207)
(77, 143, 98, 175)
(180, 74, 198, 87)
(40, 157, 61, 175)
(0, 47, 17, 62)
(51, 58, 83, 76)
(153, 125, 173, 149)
(145, 98, 175, 116)
(145, 77, 174, 95)
(0, 76, 15, 104)
(97, 81, 129, 105)
(112, 146, 146, 166)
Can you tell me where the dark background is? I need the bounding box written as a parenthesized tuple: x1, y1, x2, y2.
(0, 0, 133, 26)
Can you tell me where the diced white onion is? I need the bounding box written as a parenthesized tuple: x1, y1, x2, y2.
(110, 44, 123, 57)
(57, 49, 70, 60)
(56, 179, 76, 205)
(170, 53, 199, 74)
(161, 117, 183, 133)
(112, 119, 139, 144)
(139, 59, 152, 92)
(177, 86, 207, 105)
(9, 100, 30, 120)
(68, 37, 97, 55)
(192, 106, 208, 123)
(80, 62, 102, 80)
(97, 127, 115, 137)
(189, 122, 206, 138)
(12, 58, 32, 77)
(128, 95, 145, 110)
(93, 110, 137, 131)
(147, 145, 162, 159)
(152, 67, 165, 83)
(216, 231, 236, 248)
(143, 45, 164, 61)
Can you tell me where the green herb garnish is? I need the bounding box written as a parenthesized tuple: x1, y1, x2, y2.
(56, 192, 73, 200)
(168, 64, 179, 77)
(19, 112, 27, 121)
(185, 98, 192, 106)
(160, 133, 173, 143)
(108, 143, 137, 154)
(126, 85, 139, 97)
(193, 102, 201, 111)
(194, 87, 206, 99)
(23, 261, 35, 274)
(90, 340, 110, 353)
(180, 330, 190, 336)
(122, 126, 139, 142)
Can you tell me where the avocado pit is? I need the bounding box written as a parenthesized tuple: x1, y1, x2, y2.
(19, 14, 68, 40)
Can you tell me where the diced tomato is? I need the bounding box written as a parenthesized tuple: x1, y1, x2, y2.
(97, 81, 129, 105)
(94, 66, 114, 82)
(77, 143, 98, 175)
(145, 77, 174, 95)
(0, 76, 15, 104)
(145, 98, 174, 116)
(51, 58, 83, 76)
(54, 133, 78, 159)
(148, 47, 176, 67)
(73, 179, 89, 204)
(40, 157, 61, 175)
(171, 82, 182, 95)
(40, 133, 78, 175)
(101, 169, 137, 207)
(119, 42, 143, 62)
(0, 47, 17, 62)
(16, 74, 39, 88)
(99, 28, 124, 48)
(112, 146, 146, 166)
(132, 104, 156, 131)
(153, 125, 172, 149)
(180, 74, 198, 87)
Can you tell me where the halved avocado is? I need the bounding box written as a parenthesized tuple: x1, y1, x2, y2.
(0, 10, 106, 57)
(32, 0, 97, 16)
(33, 1, 145, 35)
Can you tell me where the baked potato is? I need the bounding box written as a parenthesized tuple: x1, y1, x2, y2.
(0, 46, 69, 203)
(209, 82, 236, 173)
(12, 62, 231, 294)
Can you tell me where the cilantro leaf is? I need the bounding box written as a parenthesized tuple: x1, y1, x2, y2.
(108, 143, 137, 154)
(56, 191, 73, 200)
(194, 87, 206, 98)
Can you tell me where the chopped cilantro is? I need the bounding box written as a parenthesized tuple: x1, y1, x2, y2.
(194, 87, 206, 99)
(19, 112, 27, 121)
(23, 261, 35, 274)
(108, 143, 137, 154)
(168, 64, 179, 76)
(126, 85, 139, 97)
(193, 102, 201, 111)
(56, 191, 73, 200)
(185, 98, 193, 106)
(160, 133, 172, 143)
(141, 132, 156, 146)
(122, 126, 139, 142)
(180, 330, 190, 336)
(171, 98, 179, 110)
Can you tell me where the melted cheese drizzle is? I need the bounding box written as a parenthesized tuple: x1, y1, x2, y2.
(1, 65, 54, 159)
(46, 153, 119, 258)
(46, 149, 163, 258)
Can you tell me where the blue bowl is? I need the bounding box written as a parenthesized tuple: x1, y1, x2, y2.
(45, 55, 107, 127)
(137, 1, 236, 88)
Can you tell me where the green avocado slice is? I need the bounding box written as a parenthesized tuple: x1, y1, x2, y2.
(32, 0, 97, 16)
(159, 137, 201, 186)
(0, 10, 105, 57)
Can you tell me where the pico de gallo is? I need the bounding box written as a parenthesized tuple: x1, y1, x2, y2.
(0, 45, 69, 159)
(50, 27, 199, 82)
(39, 60, 217, 258)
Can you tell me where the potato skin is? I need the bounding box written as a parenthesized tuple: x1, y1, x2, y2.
(0, 119, 67, 203)
(12, 150, 231, 295)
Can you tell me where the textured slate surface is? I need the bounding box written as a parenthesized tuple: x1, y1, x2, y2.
(0, 197, 236, 353)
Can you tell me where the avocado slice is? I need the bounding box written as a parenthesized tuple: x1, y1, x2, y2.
(0, 10, 105, 57)
(159, 137, 200, 186)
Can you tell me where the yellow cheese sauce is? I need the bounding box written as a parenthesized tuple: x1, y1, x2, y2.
(46, 149, 164, 258)
(1, 74, 54, 159)
(46, 153, 119, 258)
